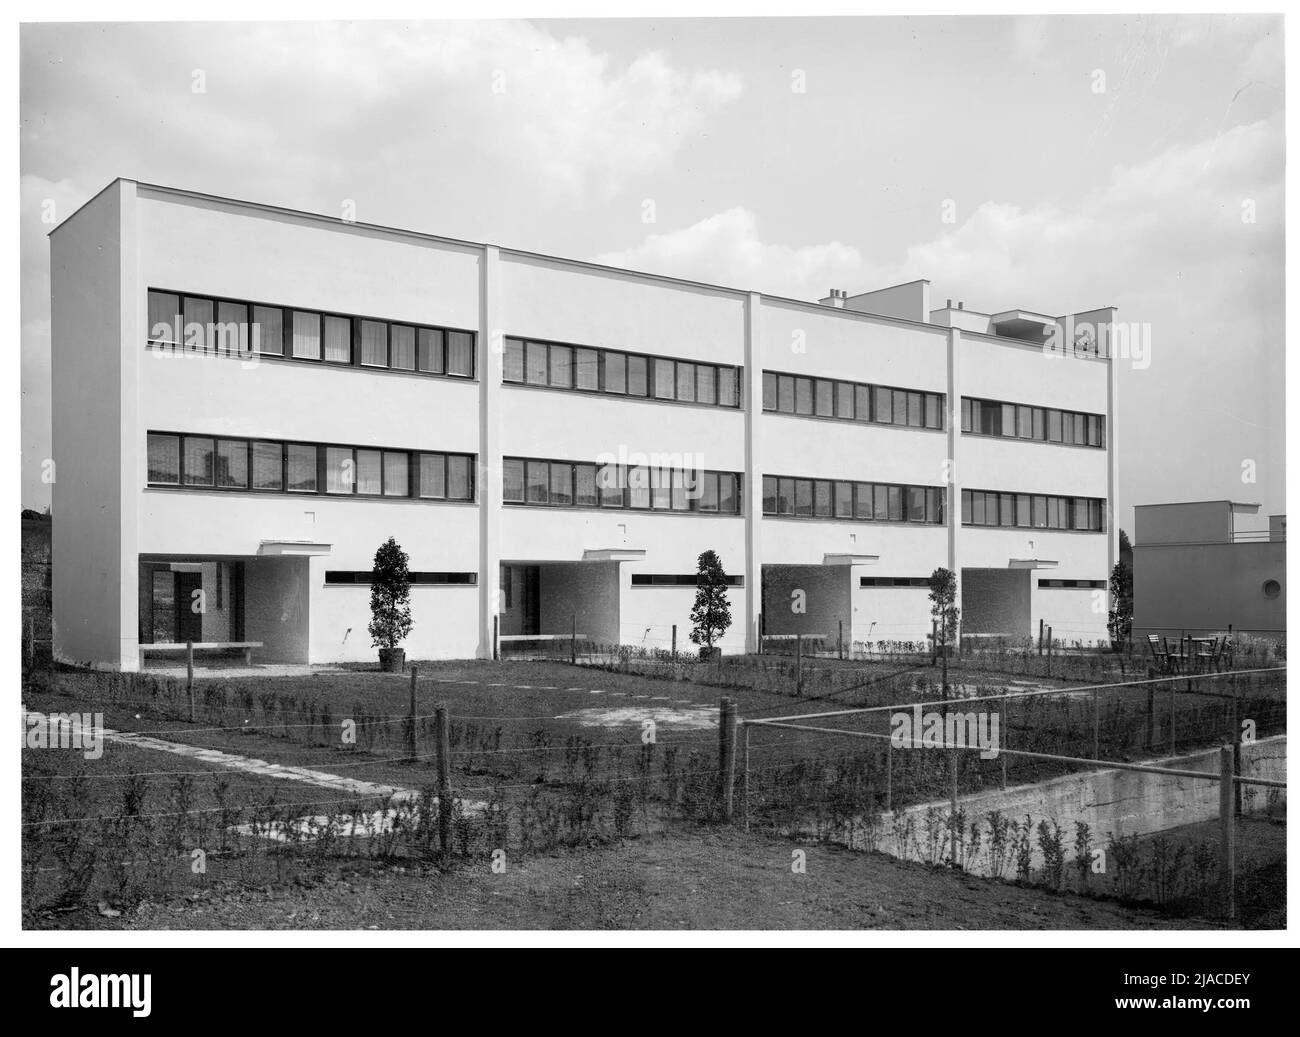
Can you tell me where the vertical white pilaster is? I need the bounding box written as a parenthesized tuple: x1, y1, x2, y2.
(743, 292, 763, 652)
(118, 180, 141, 671)
(478, 246, 502, 658)
(946, 326, 962, 619)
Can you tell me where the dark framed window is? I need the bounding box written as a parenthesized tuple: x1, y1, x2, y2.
(795, 378, 814, 415)
(526, 460, 549, 504)
(215, 439, 249, 488)
(420, 328, 446, 375)
(628, 355, 649, 396)
(575, 464, 598, 507)
(389, 325, 415, 371)
(147, 433, 180, 484)
(287, 444, 318, 493)
(292, 311, 322, 360)
(605, 352, 627, 394)
(253, 305, 284, 355)
(653, 359, 676, 400)
(446, 332, 474, 377)
(777, 375, 795, 413)
(525, 341, 547, 385)
(252, 441, 283, 490)
(502, 458, 524, 502)
(549, 345, 573, 389)
(324, 315, 351, 364)
(183, 297, 214, 350)
(147, 291, 180, 344)
(815, 380, 834, 417)
(575, 348, 600, 390)
(446, 455, 472, 500)
(183, 437, 215, 486)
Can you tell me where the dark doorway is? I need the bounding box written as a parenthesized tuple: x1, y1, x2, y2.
(175, 572, 203, 642)
(500, 563, 541, 636)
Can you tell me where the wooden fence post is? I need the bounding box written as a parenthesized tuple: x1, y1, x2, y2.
(408, 666, 418, 761)
(1231, 673, 1242, 817)
(949, 747, 960, 866)
(492, 615, 499, 661)
(570, 614, 577, 665)
(671, 624, 677, 662)
(1170, 682, 1177, 756)
(885, 740, 893, 813)
(838, 619, 844, 661)
(718, 697, 737, 822)
(1092, 686, 1100, 761)
(795, 634, 803, 695)
(1219, 744, 1236, 922)
(740, 721, 750, 830)
(1001, 688, 1008, 790)
(1038, 618, 1044, 656)
(435, 704, 451, 857)
(1045, 627, 1052, 677)
(186, 641, 195, 722)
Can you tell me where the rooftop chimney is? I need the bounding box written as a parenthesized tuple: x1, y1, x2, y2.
(946, 298, 953, 308)
(819, 288, 846, 308)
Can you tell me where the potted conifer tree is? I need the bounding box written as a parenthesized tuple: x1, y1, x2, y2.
(369, 537, 413, 672)
(690, 549, 733, 661)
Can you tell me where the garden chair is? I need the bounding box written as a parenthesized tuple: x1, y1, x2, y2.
(1146, 634, 1173, 674)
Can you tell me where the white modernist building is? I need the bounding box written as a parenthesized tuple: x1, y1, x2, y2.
(50, 179, 1119, 669)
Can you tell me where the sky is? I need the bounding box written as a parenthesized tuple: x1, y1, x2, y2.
(18, 15, 1286, 538)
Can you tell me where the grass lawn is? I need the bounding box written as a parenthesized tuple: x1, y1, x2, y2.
(37, 827, 1218, 931)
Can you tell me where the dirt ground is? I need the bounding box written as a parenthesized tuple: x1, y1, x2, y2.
(37, 827, 1219, 931)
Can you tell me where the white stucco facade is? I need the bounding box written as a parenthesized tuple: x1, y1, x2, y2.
(50, 179, 1116, 668)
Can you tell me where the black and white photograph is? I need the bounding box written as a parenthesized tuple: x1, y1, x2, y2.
(11, 4, 1294, 969)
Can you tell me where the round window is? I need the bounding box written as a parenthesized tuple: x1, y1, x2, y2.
(1262, 579, 1281, 600)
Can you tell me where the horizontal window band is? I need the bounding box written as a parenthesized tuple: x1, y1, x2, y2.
(1037, 579, 1107, 589)
(960, 396, 1106, 448)
(502, 456, 743, 515)
(859, 577, 931, 588)
(325, 572, 478, 585)
(502, 336, 742, 409)
(146, 288, 476, 379)
(762, 370, 945, 430)
(145, 431, 475, 502)
(630, 574, 744, 587)
(961, 488, 1106, 532)
(762, 475, 945, 525)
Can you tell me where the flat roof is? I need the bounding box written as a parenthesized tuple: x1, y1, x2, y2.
(52, 177, 1109, 338)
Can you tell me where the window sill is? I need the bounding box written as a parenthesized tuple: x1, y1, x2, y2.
(143, 485, 477, 505)
(502, 380, 743, 411)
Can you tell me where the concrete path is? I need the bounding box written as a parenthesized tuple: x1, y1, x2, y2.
(23, 709, 484, 841)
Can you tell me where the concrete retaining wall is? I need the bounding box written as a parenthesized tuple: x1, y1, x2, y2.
(859, 735, 1286, 875)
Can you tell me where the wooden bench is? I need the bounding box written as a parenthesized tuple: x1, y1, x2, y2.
(139, 641, 265, 666)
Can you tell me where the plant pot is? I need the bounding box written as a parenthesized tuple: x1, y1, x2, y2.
(698, 646, 721, 662)
(378, 647, 406, 673)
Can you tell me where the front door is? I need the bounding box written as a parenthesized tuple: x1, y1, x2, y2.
(175, 572, 203, 643)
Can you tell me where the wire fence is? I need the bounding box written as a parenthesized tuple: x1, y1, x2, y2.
(733, 667, 1286, 923)
(21, 658, 1287, 926)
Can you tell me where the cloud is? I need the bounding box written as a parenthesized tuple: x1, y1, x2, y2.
(592, 207, 872, 300)
(22, 21, 743, 202)
(592, 114, 1283, 527)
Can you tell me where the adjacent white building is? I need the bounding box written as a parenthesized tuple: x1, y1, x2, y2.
(50, 179, 1118, 669)
(1133, 500, 1286, 641)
